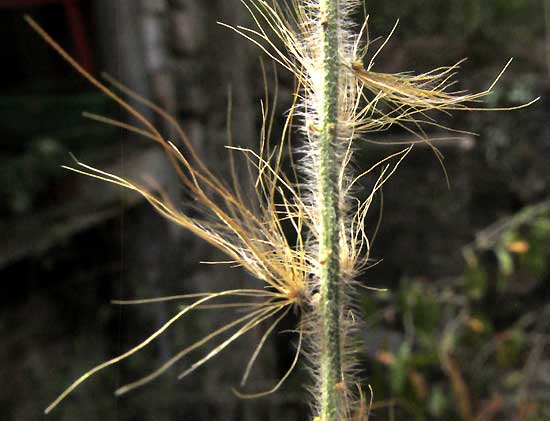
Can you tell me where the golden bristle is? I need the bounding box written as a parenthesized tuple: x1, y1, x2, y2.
(26, 15, 311, 414)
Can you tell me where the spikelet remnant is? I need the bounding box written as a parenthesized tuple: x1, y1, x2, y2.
(347, 20, 538, 139)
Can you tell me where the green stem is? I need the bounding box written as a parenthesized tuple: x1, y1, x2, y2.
(318, 0, 342, 419)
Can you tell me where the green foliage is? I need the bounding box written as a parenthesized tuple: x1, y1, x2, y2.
(0, 92, 115, 216)
(464, 263, 488, 300)
(368, 0, 544, 49)
(389, 342, 411, 394)
(428, 385, 448, 417)
(362, 202, 550, 419)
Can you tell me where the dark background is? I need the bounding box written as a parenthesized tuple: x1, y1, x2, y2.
(1, 1, 549, 420)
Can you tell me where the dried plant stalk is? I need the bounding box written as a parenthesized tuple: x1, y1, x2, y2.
(26, 0, 537, 419)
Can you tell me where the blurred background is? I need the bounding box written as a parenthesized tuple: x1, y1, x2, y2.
(0, 0, 549, 420)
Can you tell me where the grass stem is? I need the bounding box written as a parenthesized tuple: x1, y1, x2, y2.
(318, 0, 343, 419)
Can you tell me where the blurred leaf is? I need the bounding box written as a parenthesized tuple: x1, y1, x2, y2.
(521, 240, 546, 277)
(408, 370, 428, 400)
(464, 264, 488, 300)
(504, 371, 524, 389)
(496, 330, 526, 368)
(496, 246, 514, 277)
(506, 240, 529, 254)
(495, 246, 514, 293)
(390, 342, 411, 394)
(428, 385, 448, 417)
(532, 217, 550, 239)
(376, 350, 396, 366)
(467, 317, 486, 334)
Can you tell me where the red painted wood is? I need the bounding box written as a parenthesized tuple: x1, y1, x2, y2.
(0, 0, 63, 7)
(1, 0, 95, 73)
(63, 0, 94, 73)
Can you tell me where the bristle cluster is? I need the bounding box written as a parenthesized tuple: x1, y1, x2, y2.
(27, 15, 315, 415)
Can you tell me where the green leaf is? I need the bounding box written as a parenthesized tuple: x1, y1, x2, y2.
(464, 264, 488, 300)
(390, 342, 412, 394)
(428, 385, 448, 417)
(496, 246, 514, 277)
